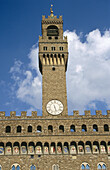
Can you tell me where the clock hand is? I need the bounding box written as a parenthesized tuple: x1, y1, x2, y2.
(54, 105, 56, 111)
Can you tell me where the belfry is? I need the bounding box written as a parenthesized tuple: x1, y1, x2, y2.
(0, 6, 109, 170)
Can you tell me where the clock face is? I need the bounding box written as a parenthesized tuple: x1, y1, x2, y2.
(46, 100, 63, 115)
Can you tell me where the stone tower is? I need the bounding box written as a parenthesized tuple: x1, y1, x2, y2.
(39, 7, 68, 117)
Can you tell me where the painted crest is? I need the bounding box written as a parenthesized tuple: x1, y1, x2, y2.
(0, 147, 4, 155)
(28, 146, 34, 154)
(101, 145, 106, 153)
(57, 146, 62, 154)
(70, 146, 76, 154)
(78, 146, 83, 153)
(36, 146, 42, 154)
(50, 146, 55, 154)
(85, 146, 91, 153)
(6, 146, 12, 155)
(63, 146, 68, 154)
(21, 146, 27, 154)
(13, 146, 19, 154)
(93, 145, 98, 153)
(44, 146, 49, 154)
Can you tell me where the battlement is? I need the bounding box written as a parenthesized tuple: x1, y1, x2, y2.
(42, 15, 62, 20)
(0, 110, 110, 119)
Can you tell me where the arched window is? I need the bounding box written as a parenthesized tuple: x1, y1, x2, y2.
(6, 126, 11, 133)
(30, 165, 36, 170)
(59, 125, 64, 132)
(81, 164, 85, 169)
(16, 166, 20, 170)
(47, 25, 59, 36)
(82, 124, 87, 132)
(28, 125, 32, 132)
(52, 164, 59, 170)
(81, 163, 90, 170)
(12, 164, 20, 170)
(37, 126, 42, 132)
(102, 164, 106, 169)
(86, 164, 90, 169)
(70, 125, 75, 132)
(97, 163, 107, 169)
(17, 126, 21, 133)
(48, 125, 53, 132)
(12, 165, 15, 170)
(93, 124, 98, 132)
(104, 124, 109, 132)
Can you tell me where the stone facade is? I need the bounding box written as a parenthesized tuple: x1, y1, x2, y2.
(0, 8, 110, 170)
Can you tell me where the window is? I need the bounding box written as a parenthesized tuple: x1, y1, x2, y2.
(17, 126, 21, 133)
(28, 125, 32, 132)
(59, 125, 64, 132)
(6, 126, 11, 133)
(12, 164, 20, 170)
(70, 125, 75, 132)
(55, 37, 58, 39)
(52, 164, 59, 170)
(43, 46, 47, 51)
(30, 165, 36, 170)
(93, 124, 98, 132)
(104, 124, 109, 132)
(97, 163, 106, 169)
(51, 47, 55, 51)
(59, 47, 63, 51)
(48, 125, 53, 132)
(81, 163, 90, 170)
(82, 124, 87, 132)
(37, 126, 42, 132)
(48, 37, 52, 40)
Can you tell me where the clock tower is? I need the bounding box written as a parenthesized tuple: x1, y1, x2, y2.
(39, 7, 68, 117)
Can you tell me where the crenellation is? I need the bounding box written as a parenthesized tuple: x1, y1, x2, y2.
(73, 110, 79, 116)
(10, 111, 16, 117)
(0, 111, 5, 118)
(107, 110, 110, 118)
(32, 111, 37, 117)
(96, 110, 102, 116)
(84, 110, 91, 116)
(21, 111, 27, 118)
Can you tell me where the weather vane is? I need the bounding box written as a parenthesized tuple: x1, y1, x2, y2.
(50, 4, 54, 17)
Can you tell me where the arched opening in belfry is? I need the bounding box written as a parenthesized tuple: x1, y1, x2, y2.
(47, 25, 59, 37)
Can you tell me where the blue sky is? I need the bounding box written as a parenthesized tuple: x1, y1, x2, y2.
(0, 0, 110, 115)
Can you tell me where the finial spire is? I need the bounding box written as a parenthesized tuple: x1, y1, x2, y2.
(50, 4, 54, 17)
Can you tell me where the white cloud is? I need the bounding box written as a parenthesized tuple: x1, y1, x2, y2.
(10, 29, 110, 114)
(64, 29, 110, 113)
